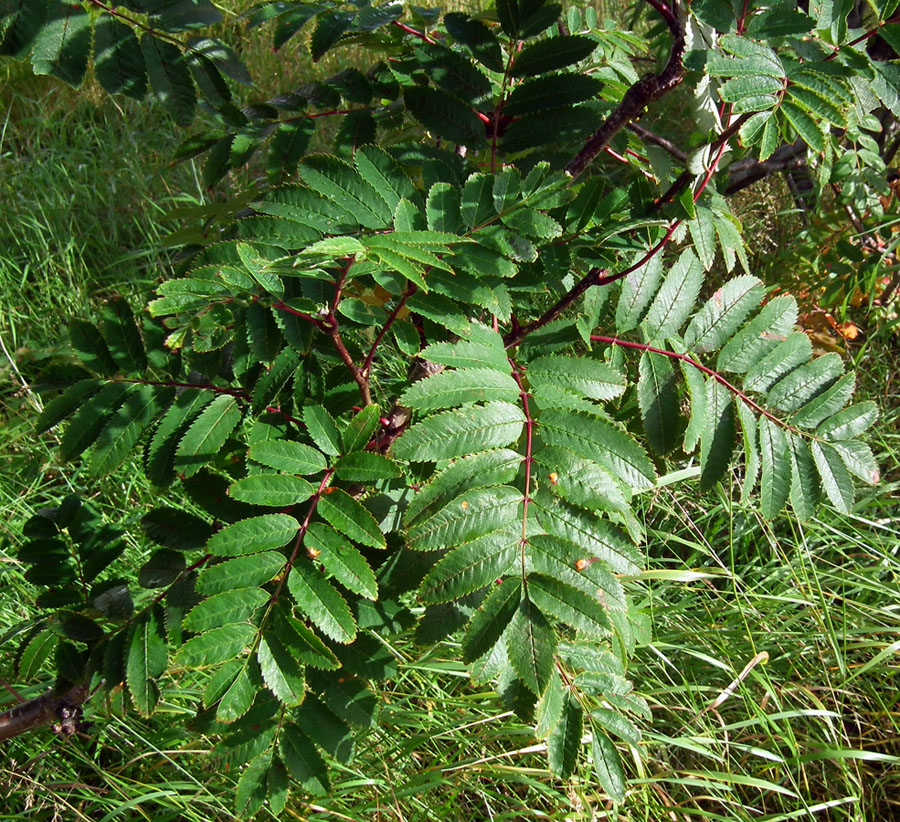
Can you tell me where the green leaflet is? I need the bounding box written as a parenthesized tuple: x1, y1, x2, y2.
(681, 362, 707, 454)
(183, 587, 270, 633)
(765, 353, 843, 412)
(591, 731, 627, 803)
(334, 452, 400, 482)
(462, 577, 521, 662)
(228, 474, 315, 507)
(90, 384, 169, 476)
(69, 320, 116, 376)
(788, 435, 820, 520)
(401, 367, 520, 411)
(317, 489, 385, 549)
(683, 275, 765, 354)
(811, 440, 855, 513)
(299, 154, 391, 230)
(35, 379, 100, 434)
(419, 527, 520, 603)
(235, 751, 271, 818)
(196, 552, 286, 596)
(758, 417, 791, 519)
(404, 448, 523, 526)
(145, 388, 212, 487)
(716, 294, 798, 374)
(60, 381, 133, 461)
(302, 404, 342, 456)
(642, 249, 705, 342)
(176, 622, 256, 667)
(407, 485, 521, 551)
(829, 440, 879, 485)
(638, 351, 679, 455)
(737, 401, 760, 504)
(526, 533, 627, 610)
(792, 373, 855, 429)
(510, 35, 597, 77)
(535, 670, 566, 739)
(527, 356, 626, 402)
(280, 724, 330, 795)
(250, 439, 327, 475)
(818, 401, 879, 441)
(305, 522, 378, 600)
(615, 254, 663, 333)
(506, 595, 556, 695)
(296, 694, 355, 763)
(744, 331, 813, 393)
(504, 73, 604, 116)
(342, 405, 381, 453)
(101, 297, 147, 375)
(393, 401, 526, 463)
(126, 611, 166, 717)
(547, 692, 583, 777)
(532, 495, 642, 576)
(140, 34, 196, 127)
(537, 409, 657, 491)
(206, 514, 300, 557)
(699, 379, 735, 490)
(30, 1, 90, 86)
(142, 508, 214, 551)
(421, 324, 509, 371)
(405, 85, 486, 147)
(288, 559, 357, 643)
(526, 573, 610, 637)
(93, 13, 147, 99)
(258, 634, 306, 706)
(174, 394, 242, 478)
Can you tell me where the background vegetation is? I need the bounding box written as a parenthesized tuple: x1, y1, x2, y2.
(1, 1, 898, 819)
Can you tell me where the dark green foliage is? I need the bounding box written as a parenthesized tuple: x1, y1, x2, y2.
(3, 0, 893, 815)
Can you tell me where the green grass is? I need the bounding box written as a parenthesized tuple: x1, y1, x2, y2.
(2, 13, 900, 821)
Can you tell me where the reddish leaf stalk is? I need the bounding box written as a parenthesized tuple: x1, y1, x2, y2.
(391, 20, 437, 44)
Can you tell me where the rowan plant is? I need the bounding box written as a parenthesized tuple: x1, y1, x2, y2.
(0, 0, 895, 814)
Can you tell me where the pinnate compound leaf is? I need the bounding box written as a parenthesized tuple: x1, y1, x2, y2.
(684, 275, 765, 354)
(174, 395, 242, 478)
(407, 486, 521, 551)
(393, 401, 526, 462)
(228, 474, 314, 506)
(419, 527, 520, 603)
(547, 693, 583, 777)
(401, 368, 520, 411)
(758, 417, 791, 518)
(183, 587, 269, 633)
(462, 577, 521, 662)
(638, 351, 679, 455)
(811, 440, 854, 513)
(176, 622, 256, 667)
(258, 634, 306, 706)
(288, 559, 356, 643)
(507, 595, 556, 695)
(206, 514, 299, 557)
(196, 552, 286, 596)
(250, 439, 327, 475)
(317, 489, 386, 549)
(305, 522, 377, 600)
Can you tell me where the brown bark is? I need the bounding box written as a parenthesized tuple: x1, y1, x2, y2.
(0, 683, 88, 742)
